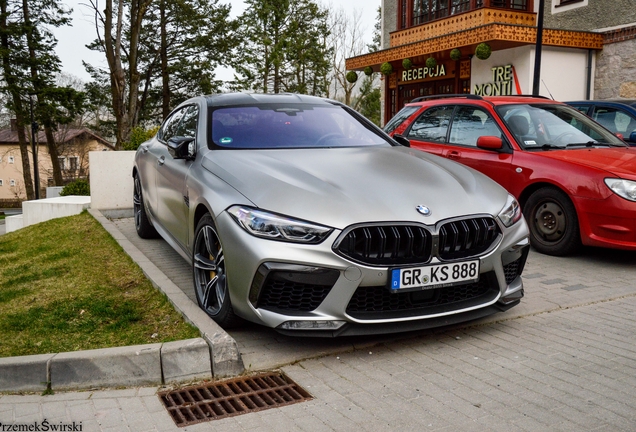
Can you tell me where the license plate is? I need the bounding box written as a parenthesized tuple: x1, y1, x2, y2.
(390, 260, 480, 291)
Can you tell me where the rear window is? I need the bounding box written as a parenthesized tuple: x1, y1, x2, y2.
(210, 104, 389, 149)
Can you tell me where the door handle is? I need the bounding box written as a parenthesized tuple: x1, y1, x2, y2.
(158, 156, 165, 166)
(447, 150, 461, 160)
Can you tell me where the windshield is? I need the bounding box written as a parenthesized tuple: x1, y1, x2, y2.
(384, 105, 420, 134)
(210, 104, 390, 149)
(496, 103, 627, 150)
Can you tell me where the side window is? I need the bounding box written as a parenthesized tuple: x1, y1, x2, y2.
(594, 108, 636, 135)
(174, 106, 199, 138)
(406, 106, 453, 143)
(158, 107, 188, 142)
(449, 106, 502, 147)
(570, 105, 590, 115)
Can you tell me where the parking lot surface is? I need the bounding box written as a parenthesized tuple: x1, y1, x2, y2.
(1, 217, 635, 431)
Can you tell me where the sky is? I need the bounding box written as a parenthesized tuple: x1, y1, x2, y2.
(55, 0, 380, 83)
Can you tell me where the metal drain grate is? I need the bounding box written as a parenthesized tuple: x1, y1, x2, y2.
(158, 372, 313, 427)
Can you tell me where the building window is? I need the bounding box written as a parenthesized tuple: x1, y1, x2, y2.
(413, 0, 449, 25)
(0, 179, 3, 186)
(553, 0, 586, 13)
(69, 156, 79, 171)
(10, 179, 16, 187)
(8, 156, 14, 164)
(58, 156, 66, 170)
(557, 0, 584, 6)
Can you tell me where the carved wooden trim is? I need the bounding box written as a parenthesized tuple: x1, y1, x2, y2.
(346, 24, 603, 71)
(390, 8, 537, 47)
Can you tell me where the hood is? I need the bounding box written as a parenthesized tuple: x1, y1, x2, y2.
(203, 146, 509, 229)
(538, 147, 636, 179)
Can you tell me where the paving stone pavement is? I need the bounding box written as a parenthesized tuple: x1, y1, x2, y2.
(1, 217, 635, 431)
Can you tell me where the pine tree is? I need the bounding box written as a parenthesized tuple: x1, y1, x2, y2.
(233, 0, 330, 96)
(0, 0, 85, 193)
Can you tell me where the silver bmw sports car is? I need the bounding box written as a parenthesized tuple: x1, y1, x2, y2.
(133, 93, 530, 336)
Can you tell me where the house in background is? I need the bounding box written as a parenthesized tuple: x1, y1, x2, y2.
(346, 0, 636, 125)
(0, 120, 113, 203)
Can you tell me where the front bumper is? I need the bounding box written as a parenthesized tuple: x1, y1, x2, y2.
(216, 211, 530, 335)
(577, 193, 636, 250)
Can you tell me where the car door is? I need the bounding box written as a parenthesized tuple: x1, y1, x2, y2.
(155, 105, 198, 249)
(443, 105, 514, 191)
(139, 108, 187, 220)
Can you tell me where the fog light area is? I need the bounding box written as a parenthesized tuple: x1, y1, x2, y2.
(278, 320, 347, 330)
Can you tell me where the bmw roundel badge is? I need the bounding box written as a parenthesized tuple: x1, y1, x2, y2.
(416, 205, 431, 216)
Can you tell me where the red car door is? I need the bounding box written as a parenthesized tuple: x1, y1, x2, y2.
(441, 105, 515, 192)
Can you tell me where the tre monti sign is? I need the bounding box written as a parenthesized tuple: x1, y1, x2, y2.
(401, 65, 447, 83)
(474, 65, 519, 96)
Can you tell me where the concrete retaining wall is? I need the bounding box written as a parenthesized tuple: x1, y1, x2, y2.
(89, 150, 135, 211)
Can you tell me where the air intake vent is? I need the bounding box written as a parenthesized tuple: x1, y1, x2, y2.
(334, 224, 432, 266)
(438, 217, 500, 260)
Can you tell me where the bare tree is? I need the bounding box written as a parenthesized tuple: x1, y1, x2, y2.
(87, 0, 151, 149)
(326, 6, 366, 106)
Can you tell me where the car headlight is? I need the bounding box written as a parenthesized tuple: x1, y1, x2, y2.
(228, 206, 333, 244)
(605, 178, 636, 202)
(498, 194, 522, 228)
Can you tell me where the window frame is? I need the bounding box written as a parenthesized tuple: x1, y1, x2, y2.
(69, 156, 80, 171)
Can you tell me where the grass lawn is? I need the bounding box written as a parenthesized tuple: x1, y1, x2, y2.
(0, 211, 200, 357)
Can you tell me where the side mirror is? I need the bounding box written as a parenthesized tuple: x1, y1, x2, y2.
(477, 136, 503, 150)
(167, 136, 196, 160)
(630, 131, 636, 142)
(393, 134, 410, 147)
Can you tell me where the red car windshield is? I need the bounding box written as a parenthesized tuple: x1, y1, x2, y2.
(496, 103, 627, 149)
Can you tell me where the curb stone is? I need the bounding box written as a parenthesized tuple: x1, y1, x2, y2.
(89, 209, 245, 378)
(0, 339, 210, 393)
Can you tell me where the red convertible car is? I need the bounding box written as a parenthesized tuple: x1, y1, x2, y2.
(386, 95, 636, 256)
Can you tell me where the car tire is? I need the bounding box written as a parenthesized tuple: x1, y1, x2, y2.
(192, 214, 241, 328)
(524, 187, 581, 256)
(133, 174, 159, 239)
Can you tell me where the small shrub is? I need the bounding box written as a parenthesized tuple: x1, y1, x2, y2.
(426, 57, 437, 68)
(122, 126, 160, 151)
(60, 179, 90, 197)
(346, 71, 358, 84)
(475, 43, 492, 60)
(364, 66, 374, 76)
(380, 62, 393, 76)
(402, 58, 413, 70)
(450, 48, 461, 61)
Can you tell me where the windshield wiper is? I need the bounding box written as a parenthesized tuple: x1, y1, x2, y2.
(536, 143, 564, 151)
(566, 141, 610, 148)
